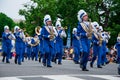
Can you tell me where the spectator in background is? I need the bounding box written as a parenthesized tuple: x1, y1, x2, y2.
(69, 47, 73, 60)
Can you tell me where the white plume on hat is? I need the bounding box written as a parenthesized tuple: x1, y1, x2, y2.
(57, 17, 61, 21)
(43, 14, 51, 25)
(101, 32, 106, 40)
(77, 9, 87, 22)
(72, 28, 77, 34)
(117, 37, 120, 41)
(92, 21, 99, 29)
(55, 20, 61, 28)
(14, 26, 20, 32)
(4, 25, 9, 30)
(99, 26, 103, 31)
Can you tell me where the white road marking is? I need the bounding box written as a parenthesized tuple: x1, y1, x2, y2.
(0, 77, 23, 80)
(42, 75, 85, 80)
(0, 74, 119, 80)
(89, 75, 120, 80)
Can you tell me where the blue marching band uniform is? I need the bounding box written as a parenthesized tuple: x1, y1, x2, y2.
(1, 11, 113, 72)
(25, 36, 32, 60)
(90, 22, 103, 68)
(40, 14, 55, 67)
(31, 34, 40, 61)
(14, 26, 26, 65)
(72, 28, 82, 64)
(74, 9, 110, 71)
(2, 26, 15, 63)
(115, 34, 120, 74)
(54, 18, 67, 64)
(77, 10, 91, 71)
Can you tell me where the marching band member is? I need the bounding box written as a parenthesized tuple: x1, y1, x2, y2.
(2, 25, 15, 63)
(72, 28, 82, 64)
(77, 10, 91, 71)
(14, 26, 25, 65)
(90, 22, 103, 68)
(31, 34, 40, 61)
(104, 31, 111, 64)
(51, 26, 58, 63)
(38, 27, 45, 63)
(115, 34, 120, 74)
(104, 31, 111, 44)
(41, 14, 55, 67)
(25, 33, 32, 60)
(115, 34, 120, 63)
(55, 18, 66, 65)
(115, 33, 120, 75)
(22, 36, 26, 62)
(99, 26, 108, 66)
(33, 26, 44, 62)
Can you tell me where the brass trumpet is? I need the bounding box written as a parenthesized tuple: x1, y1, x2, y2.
(25, 32, 30, 37)
(20, 28, 26, 32)
(35, 26, 41, 35)
(62, 26, 68, 30)
(118, 32, 120, 37)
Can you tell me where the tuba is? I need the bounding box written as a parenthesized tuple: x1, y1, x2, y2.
(30, 37, 40, 47)
(35, 26, 41, 36)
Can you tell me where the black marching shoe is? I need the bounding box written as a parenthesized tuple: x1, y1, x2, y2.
(14, 58, 17, 64)
(54, 58, 57, 64)
(15, 60, 17, 64)
(90, 62, 93, 68)
(82, 68, 89, 71)
(80, 63, 83, 68)
(2, 57, 5, 62)
(39, 58, 41, 63)
(43, 63, 46, 66)
(58, 62, 62, 65)
(47, 65, 52, 68)
(101, 63, 105, 66)
(74, 60, 79, 64)
(6, 61, 10, 63)
(106, 61, 109, 64)
(97, 65, 102, 68)
(18, 63, 22, 65)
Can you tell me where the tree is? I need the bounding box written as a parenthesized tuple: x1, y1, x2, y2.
(0, 13, 15, 37)
(19, 0, 120, 46)
(19, 0, 57, 35)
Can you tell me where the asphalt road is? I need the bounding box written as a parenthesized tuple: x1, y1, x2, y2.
(0, 56, 120, 80)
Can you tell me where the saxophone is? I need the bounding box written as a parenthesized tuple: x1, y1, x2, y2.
(98, 32, 103, 46)
(49, 26, 55, 41)
(87, 19, 93, 39)
(81, 19, 93, 39)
